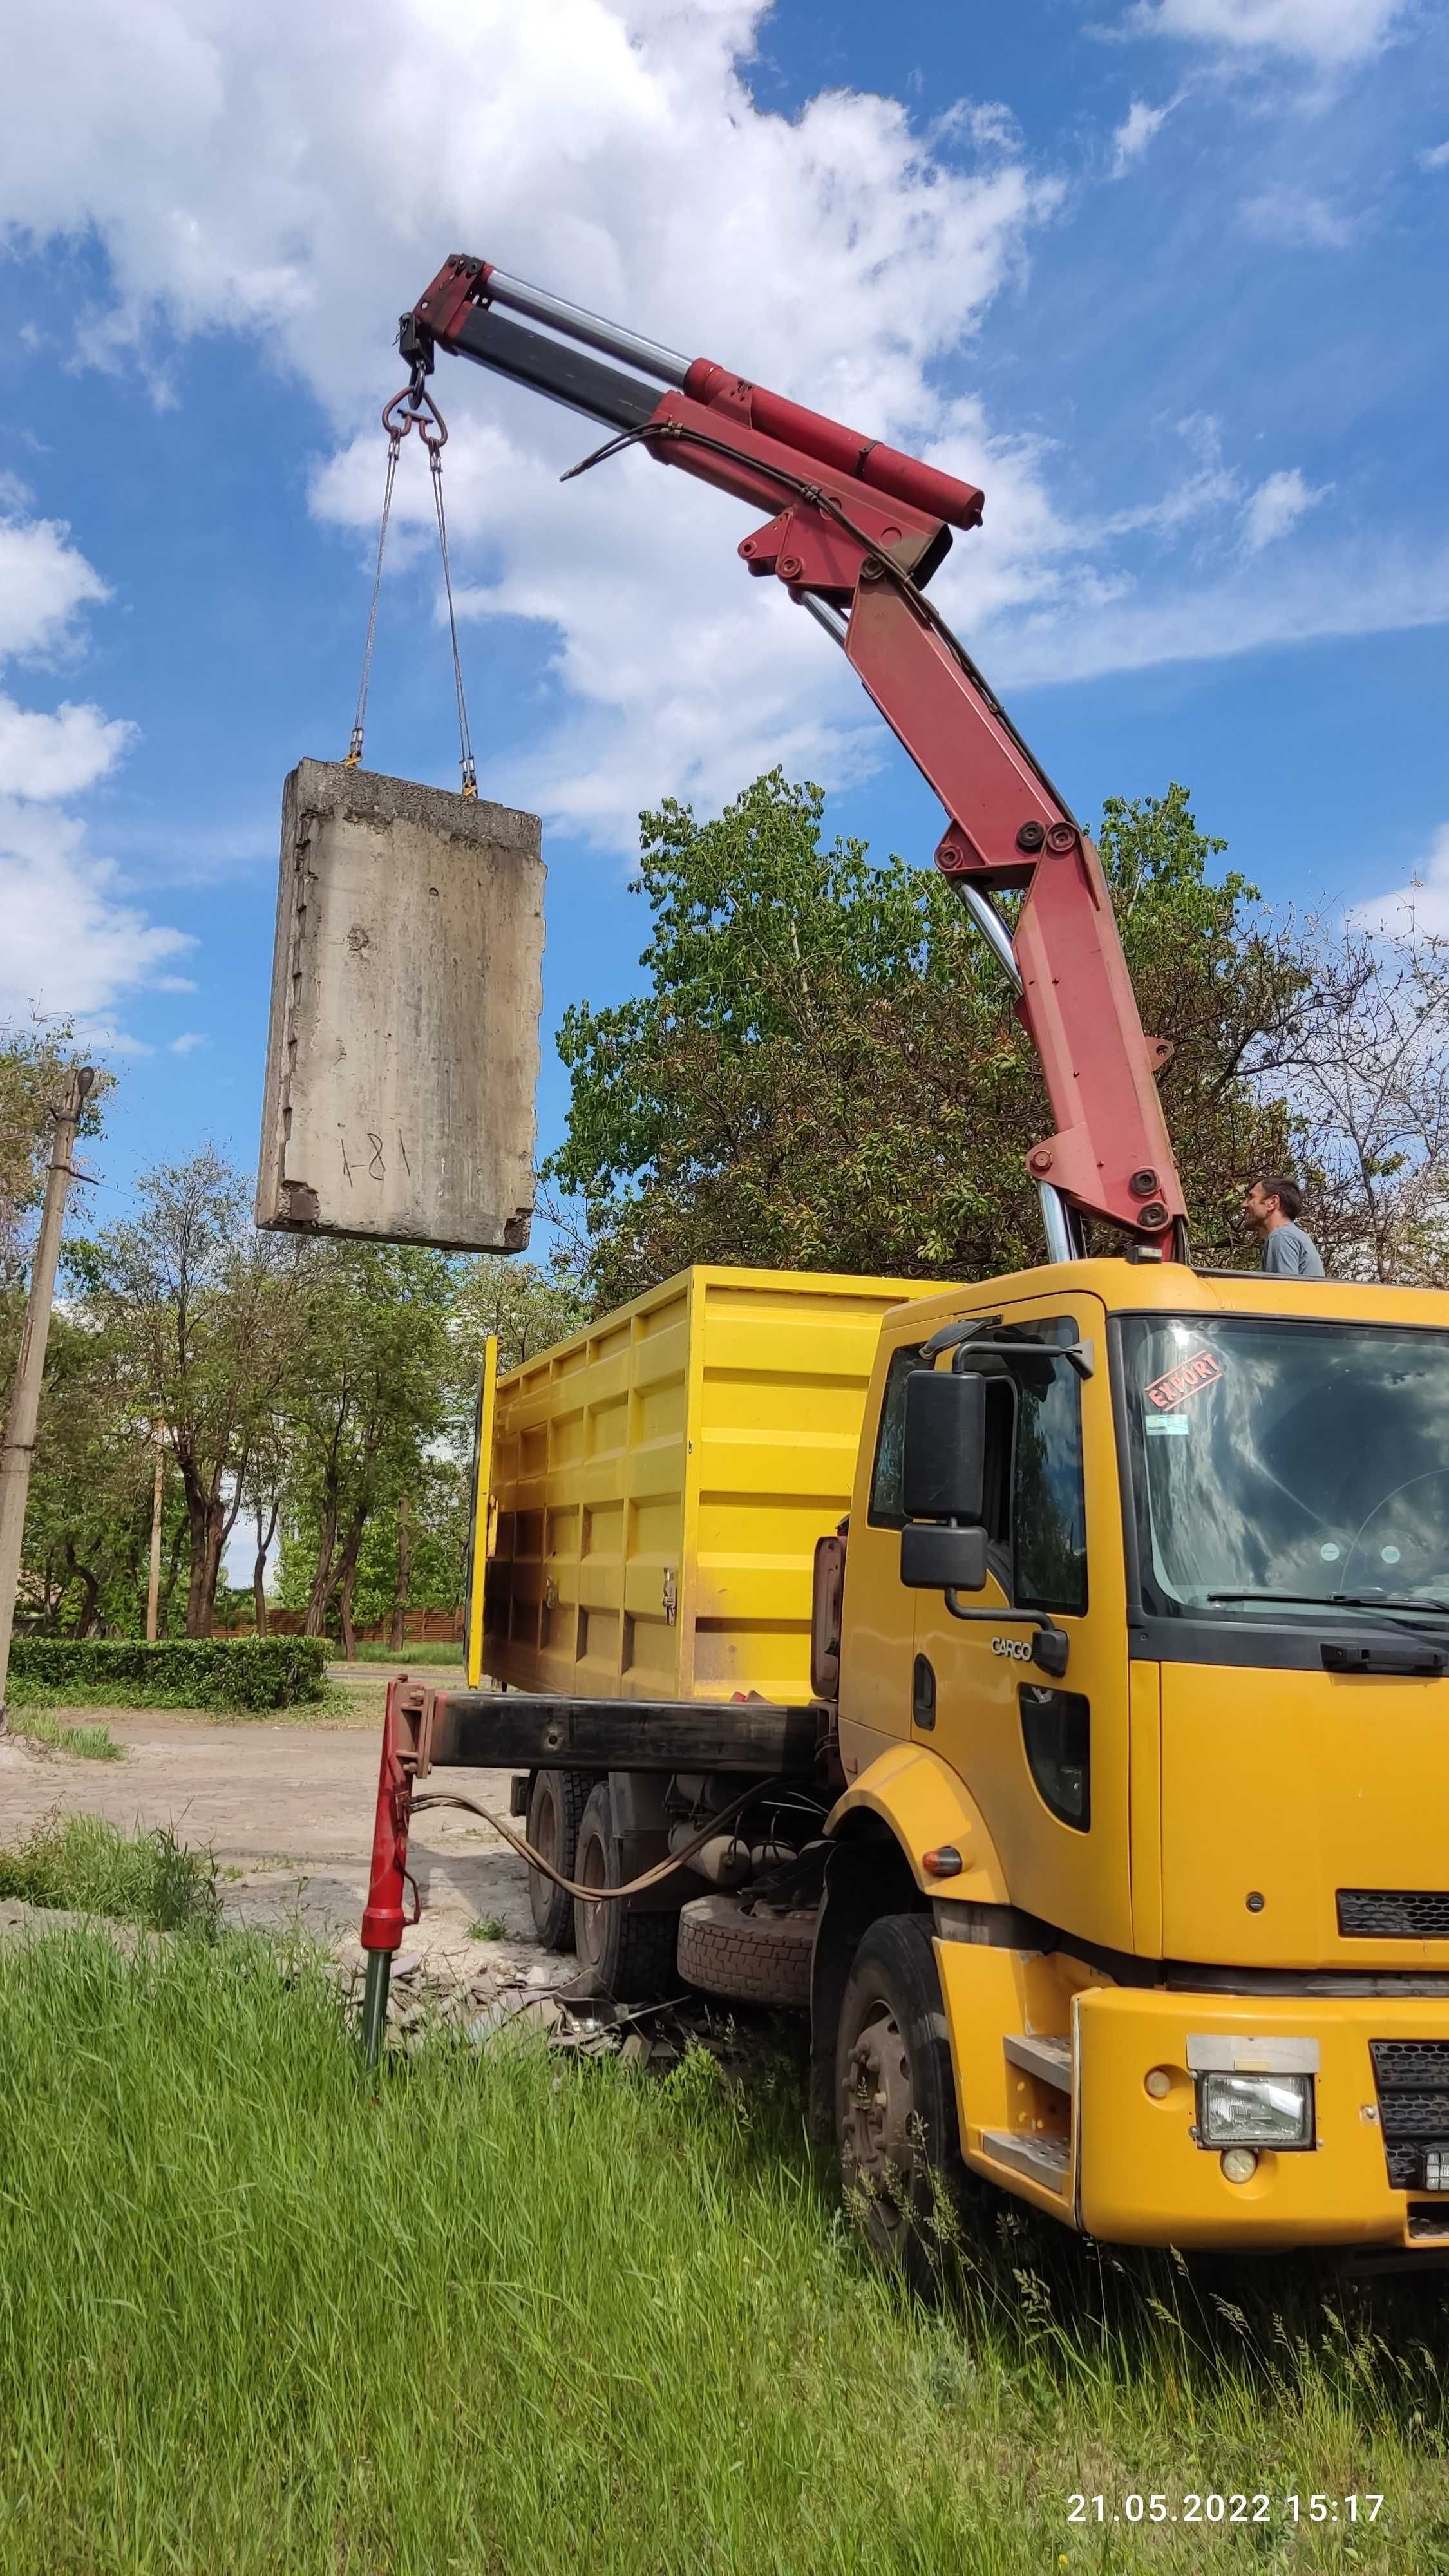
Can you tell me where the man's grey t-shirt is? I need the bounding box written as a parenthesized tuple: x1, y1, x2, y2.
(1261, 1221, 1325, 1278)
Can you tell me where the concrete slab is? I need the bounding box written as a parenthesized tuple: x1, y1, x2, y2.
(256, 759, 544, 1251)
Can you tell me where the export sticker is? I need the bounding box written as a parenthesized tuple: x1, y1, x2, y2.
(1144, 1349, 1223, 1412)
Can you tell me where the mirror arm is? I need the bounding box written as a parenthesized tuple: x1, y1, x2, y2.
(943, 1593, 1070, 1679)
(918, 1320, 1094, 1378)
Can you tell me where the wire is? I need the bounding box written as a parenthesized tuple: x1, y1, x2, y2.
(429, 444, 477, 799)
(345, 431, 401, 769)
(344, 367, 477, 797)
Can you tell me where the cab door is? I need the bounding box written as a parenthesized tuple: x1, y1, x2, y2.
(837, 1321, 940, 1779)
(908, 1293, 1133, 1953)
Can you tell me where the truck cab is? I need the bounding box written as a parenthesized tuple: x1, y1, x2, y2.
(820, 1258, 1449, 2258)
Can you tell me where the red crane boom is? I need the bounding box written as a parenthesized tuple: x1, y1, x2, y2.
(401, 254, 1186, 1256)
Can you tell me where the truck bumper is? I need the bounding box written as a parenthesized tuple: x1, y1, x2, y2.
(933, 1937, 1449, 2251)
(1074, 1984, 1449, 2250)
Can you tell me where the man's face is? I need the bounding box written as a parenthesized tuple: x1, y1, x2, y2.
(1241, 1181, 1279, 1236)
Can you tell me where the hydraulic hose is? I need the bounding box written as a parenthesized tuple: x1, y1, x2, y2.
(406, 1774, 776, 1905)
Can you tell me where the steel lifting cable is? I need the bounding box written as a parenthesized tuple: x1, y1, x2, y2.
(345, 363, 478, 799)
(427, 433, 477, 799)
(345, 426, 401, 769)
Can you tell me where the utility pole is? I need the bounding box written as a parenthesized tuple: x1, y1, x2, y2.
(146, 1417, 166, 1643)
(0, 1066, 95, 1731)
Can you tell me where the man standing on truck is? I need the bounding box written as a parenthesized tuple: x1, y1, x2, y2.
(1241, 1173, 1326, 1276)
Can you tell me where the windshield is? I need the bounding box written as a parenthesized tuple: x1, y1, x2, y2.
(1120, 1315, 1449, 1622)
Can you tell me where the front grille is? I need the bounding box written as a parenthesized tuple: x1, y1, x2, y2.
(1339, 1889, 1449, 1940)
(1370, 2040, 1449, 2192)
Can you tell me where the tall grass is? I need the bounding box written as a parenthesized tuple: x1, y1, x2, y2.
(347, 1639, 464, 1666)
(0, 1934, 1444, 2573)
(10, 1710, 122, 1759)
(0, 1812, 222, 1935)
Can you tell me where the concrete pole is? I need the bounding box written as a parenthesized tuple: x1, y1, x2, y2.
(0, 1067, 95, 1731)
(146, 1419, 166, 1643)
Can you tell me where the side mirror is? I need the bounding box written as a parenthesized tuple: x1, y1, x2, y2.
(900, 1523, 988, 1592)
(902, 1369, 986, 1522)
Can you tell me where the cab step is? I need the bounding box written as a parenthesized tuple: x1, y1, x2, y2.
(1004, 2032, 1073, 2092)
(979, 2128, 1072, 2193)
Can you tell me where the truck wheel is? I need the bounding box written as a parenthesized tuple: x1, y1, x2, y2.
(526, 1768, 594, 1951)
(677, 1893, 815, 2009)
(835, 1913, 963, 2281)
(572, 1783, 679, 2002)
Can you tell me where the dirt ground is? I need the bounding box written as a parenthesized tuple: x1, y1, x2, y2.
(0, 1674, 551, 1998)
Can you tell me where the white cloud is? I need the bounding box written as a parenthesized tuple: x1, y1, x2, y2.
(1126, 0, 1407, 66)
(168, 1030, 208, 1054)
(1347, 823, 1449, 938)
(0, 500, 189, 1041)
(0, 0, 1064, 845)
(1243, 466, 1330, 552)
(1241, 185, 1355, 247)
(1420, 141, 1449, 171)
(965, 525, 1449, 691)
(0, 797, 194, 1030)
(0, 694, 136, 800)
(0, 0, 1439, 848)
(1112, 97, 1173, 172)
(0, 515, 110, 663)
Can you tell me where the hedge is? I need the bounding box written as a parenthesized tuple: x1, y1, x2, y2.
(6, 1637, 331, 1714)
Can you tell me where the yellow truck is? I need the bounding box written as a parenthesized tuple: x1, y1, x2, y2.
(355, 254, 1449, 2268)
(364, 1255, 1449, 2269)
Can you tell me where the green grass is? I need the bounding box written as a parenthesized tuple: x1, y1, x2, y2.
(346, 1639, 464, 1666)
(0, 1812, 222, 1936)
(10, 1710, 122, 1759)
(468, 1915, 507, 1940)
(0, 1933, 1445, 2574)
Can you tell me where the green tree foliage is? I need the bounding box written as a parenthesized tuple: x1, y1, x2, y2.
(279, 1242, 453, 1655)
(77, 1153, 306, 1638)
(451, 1253, 587, 1381)
(0, 1022, 110, 1289)
(14, 1309, 157, 1638)
(547, 772, 1310, 1307)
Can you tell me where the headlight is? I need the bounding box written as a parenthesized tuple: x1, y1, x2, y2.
(1197, 2072, 1314, 2148)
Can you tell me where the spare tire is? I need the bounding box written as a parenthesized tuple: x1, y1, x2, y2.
(677, 1893, 816, 2009)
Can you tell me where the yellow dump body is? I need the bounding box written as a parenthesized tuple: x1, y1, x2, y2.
(483, 1264, 945, 1703)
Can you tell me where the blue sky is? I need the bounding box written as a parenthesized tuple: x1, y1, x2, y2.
(2, 0, 1446, 1224)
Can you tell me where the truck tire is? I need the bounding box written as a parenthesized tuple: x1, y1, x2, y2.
(677, 1893, 816, 2009)
(573, 1782, 679, 2002)
(835, 1913, 964, 2284)
(526, 1768, 596, 1951)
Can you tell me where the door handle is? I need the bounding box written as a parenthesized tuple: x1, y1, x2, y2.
(913, 1653, 936, 1731)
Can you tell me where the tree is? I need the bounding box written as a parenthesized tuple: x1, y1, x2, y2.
(14, 1305, 158, 1636)
(281, 1242, 453, 1657)
(1278, 906, 1449, 1285)
(0, 1021, 109, 1289)
(451, 1253, 587, 1382)
(547, 772, 1311, 1305)
(81, 1153, 306, 1636)
(337, 1454, 471, 1649)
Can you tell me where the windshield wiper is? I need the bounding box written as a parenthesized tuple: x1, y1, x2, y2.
(1208, 1590, 1449, 1625)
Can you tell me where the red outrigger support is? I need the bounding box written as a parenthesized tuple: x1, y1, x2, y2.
(359, 1679, 419, 2062)
(399, 253, 1187, 1258)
